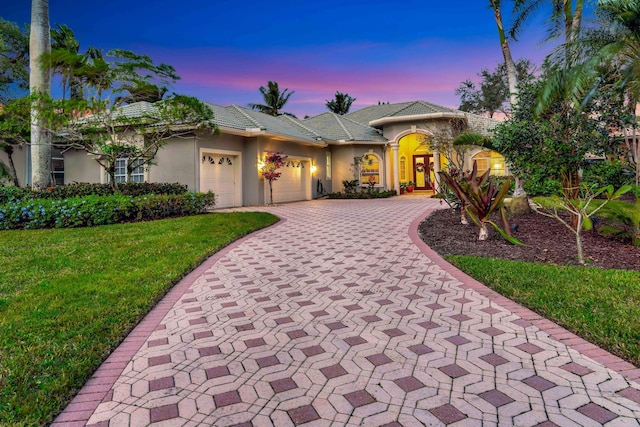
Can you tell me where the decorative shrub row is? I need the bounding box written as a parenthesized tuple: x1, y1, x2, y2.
(0, 192, 215, 230)
(326, 190, 397, 199)
(0, 182, 189, 204)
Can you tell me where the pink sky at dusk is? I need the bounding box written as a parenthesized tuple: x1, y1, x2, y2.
(1, 0, 555, 118)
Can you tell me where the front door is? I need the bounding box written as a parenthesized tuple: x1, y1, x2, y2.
(413, 155, 433, 190)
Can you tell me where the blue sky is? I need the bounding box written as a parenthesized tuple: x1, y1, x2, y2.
(1, 1, 552, 117)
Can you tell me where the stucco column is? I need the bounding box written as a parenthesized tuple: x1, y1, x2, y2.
(391, 143, 400, 193)
(433, 148, 441, 193)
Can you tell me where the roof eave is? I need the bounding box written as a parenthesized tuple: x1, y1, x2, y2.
(368, 112, 467, 127)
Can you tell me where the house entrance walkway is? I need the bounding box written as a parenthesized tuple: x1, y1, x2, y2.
(55, 198, 640, 426)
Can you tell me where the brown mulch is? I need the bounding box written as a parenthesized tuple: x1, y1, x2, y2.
(419, 208, 640, 272)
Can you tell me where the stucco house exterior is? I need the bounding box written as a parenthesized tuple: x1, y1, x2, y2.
(1, 100, 502, 208)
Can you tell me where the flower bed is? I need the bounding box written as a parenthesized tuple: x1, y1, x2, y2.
(326, 190, 397, 199)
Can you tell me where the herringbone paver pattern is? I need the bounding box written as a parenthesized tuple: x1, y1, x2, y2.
(55, 198, 640, 426)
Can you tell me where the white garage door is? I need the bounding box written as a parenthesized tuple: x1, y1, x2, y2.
(270, 159, 309, 203)
(200, 153, 238, 208)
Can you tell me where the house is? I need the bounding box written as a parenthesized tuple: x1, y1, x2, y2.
(1, 100, 503, 208)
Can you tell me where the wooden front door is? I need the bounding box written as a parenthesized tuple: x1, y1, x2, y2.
(413, 154, 433, 190)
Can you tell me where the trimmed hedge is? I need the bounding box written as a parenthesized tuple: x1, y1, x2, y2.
(0, 182, 188, 204)
(326, 190, 397, 199)
(0, 192, 215, 230)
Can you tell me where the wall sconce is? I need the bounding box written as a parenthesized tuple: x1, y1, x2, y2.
(310, 164, 317, 174)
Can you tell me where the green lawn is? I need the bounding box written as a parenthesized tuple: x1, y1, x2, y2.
(0, 212, 278, 426)
(447, 255, 640, 366)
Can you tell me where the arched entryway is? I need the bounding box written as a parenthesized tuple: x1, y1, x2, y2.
(397, 133, 439, 191)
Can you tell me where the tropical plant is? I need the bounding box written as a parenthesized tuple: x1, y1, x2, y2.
(249, 81, 296, 117)
(532, 184, 633, 263)
(29, 0, 52, 191)
(439, 163, 520, 244)
(342, 179, 359, 194)
(326, 91, 356, 115)
(261, 152, 288, 204)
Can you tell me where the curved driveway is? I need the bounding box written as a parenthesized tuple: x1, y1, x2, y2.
(56, 198, 640, 426)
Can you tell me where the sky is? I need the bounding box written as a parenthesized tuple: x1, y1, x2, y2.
(0, 0, 552, 118)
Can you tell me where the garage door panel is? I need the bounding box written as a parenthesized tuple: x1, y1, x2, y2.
(201, 154, 237, 208)
(271, 160, 308, 203)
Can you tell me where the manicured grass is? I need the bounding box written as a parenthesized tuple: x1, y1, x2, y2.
(0, 212, 278, 426)
(446, 255, 640, 366)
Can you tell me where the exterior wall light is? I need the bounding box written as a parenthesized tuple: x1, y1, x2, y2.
(310, 164, 317, 174)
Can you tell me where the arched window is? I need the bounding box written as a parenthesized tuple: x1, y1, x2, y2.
(472, 150, 506, 176)
(399, 156, 407, 181)
(361, 153, 381, 186)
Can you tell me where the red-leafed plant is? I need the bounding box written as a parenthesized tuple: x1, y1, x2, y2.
(261, 152, 288, 205)
(439, 163, 522, 244)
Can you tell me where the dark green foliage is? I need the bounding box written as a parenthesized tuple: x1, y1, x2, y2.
(0, 192, 214, 230)
(582, 160, 634, 189)
(341, 179, 359, 193)
(326, 91, 356, 115)
(0, 182, 188, 204)
(455, 59, 535, 118)
(326, 190, 396, 199)
(248, 81, 296, 117)
(523, 174, 563, 196)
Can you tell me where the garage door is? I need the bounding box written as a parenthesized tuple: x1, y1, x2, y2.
(270, 159, 309, 203)
(200, 153, 238, 208)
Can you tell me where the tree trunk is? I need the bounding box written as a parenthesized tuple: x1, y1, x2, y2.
(269, 181, 273, 205)
(490, 0, 518, 109)
(29, 0, 52, 191)
(510, 194, 531, 215)
(5, 146, 20, 187)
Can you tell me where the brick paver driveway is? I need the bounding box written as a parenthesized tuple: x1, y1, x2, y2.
(56, 198, 640, 426)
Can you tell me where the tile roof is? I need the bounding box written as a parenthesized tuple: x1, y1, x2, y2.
(100, 100, 498, 145)
(300, 112, 386, 143)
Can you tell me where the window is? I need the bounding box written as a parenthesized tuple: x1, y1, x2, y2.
(360, 153, 381, 185)
(326, 152, 332, 179)
(399, 156, 407, 181)
(114, 157, 144, 183)
(472, 150, 506, 176)
(51, 147, 64, 186)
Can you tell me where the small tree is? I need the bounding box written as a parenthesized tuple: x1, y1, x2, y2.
(261, 152, 288, 205)
(532, 184, 632, 264)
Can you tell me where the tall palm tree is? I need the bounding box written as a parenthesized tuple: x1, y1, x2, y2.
(326, 91, 356, 115)
(249, 81, 295, 117)
(29, 0, 52, 190)
(489, 0, 519, 109)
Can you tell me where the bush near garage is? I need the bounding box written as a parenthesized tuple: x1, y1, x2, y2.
(0, 182, 188, 204)
(0, 192, 215, 230)
(327, 190, 397, 199)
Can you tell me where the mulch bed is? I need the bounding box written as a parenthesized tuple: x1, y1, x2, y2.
(419, 208, 640, 272)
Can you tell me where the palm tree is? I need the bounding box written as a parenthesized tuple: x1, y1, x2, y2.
(326, 91, 356, 115)
(29, 0, 52, 191)
(488, 0, 519, 109)
(50, 24, 84, 100)
(249, 81, 295, 117)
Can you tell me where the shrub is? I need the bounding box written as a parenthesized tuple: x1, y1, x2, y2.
(326, 190, 396, 199)
(0, 182, 188, 204)
(0, 192, 215, 230)
(582, 160, 634, 189)
(523, 176, 562, 196)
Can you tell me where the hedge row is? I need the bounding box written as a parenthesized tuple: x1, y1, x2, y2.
(0, 182, 189, 204)
(0, 192, 215, 230)
(326, 190, 397, 199)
